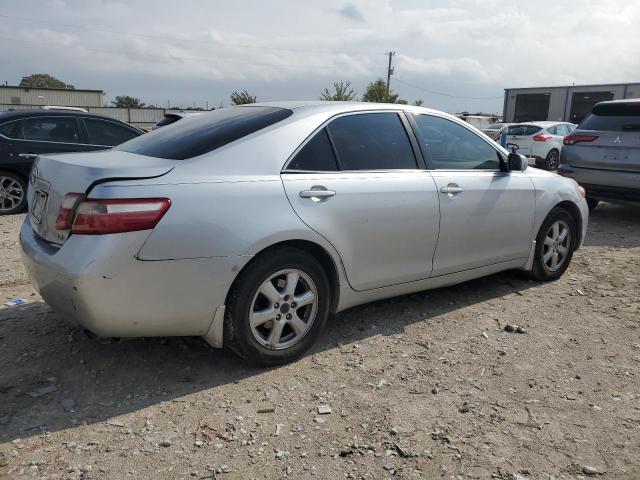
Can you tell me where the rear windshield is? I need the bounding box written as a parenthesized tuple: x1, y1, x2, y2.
(485, 124, 503, 130)
(117, 106, 293, 159)
(580, 102, 640, 132)
(507, 125, 542, 136)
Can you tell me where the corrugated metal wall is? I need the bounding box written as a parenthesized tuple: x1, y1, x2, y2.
(0, 104, 204, 129)
(503, 83, 640, 122)
(0, 87, 104, 107)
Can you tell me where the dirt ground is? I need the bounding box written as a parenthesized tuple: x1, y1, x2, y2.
(1, 202, 639, 480)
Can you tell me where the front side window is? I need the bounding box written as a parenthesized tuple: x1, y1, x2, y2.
(326, 113, 417, 170)
(18, 117, 80, 143)
(287, 129, 339, 171)
(116, 106, 293, 160)
(85, 118, 139, 146)
(412, 114, 500, 170)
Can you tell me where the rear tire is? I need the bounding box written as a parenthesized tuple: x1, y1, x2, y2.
(0, 171, 27, 215)
(224, 247, 330, 366)
(530, 207, 576, 281)
(544, 149, 560, 171)
(586, 198, 599, 211)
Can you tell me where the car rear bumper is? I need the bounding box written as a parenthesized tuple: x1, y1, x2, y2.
(558, 164, 640, 202)
(19, 217, 247, 338)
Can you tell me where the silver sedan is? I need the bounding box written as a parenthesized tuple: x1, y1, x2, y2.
(20, 102, 589, 365)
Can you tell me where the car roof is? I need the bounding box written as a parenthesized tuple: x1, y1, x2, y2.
(0, 109, 142, 129)
(246, 100, 445, 116)
(509, 121, 569, 127)
(595, 98, 640, 106)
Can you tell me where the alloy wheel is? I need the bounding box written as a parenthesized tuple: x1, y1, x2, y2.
(0, 176, 25, 213)
(546, 151, 559, 170)
(249, 269, 318, 350)
(542, 220, 571, 272)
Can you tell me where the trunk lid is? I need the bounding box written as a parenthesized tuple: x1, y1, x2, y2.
(28, 150, 175, 244)
(566, 129, 640, 172)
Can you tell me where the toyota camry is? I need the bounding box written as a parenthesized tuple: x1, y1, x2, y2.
(20, 102, 589, 365)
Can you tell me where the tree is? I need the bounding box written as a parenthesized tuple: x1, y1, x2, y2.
(413, 99, 424, 106)
(19, 73, 74, 89)
(230, 90, 257, 105)
(361, 78, 404, 104)
(320, 80, 356, 101)
(111, 96, 146, 108)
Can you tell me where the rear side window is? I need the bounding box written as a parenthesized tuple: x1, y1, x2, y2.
(19, 117, 81, 143)
(580, 103, 640, 132)
(0, 122, 16, 138)
(116, 106, 293, 160)
(84, 118, 139, 146)
(287, 129, 338, 171)
(327, 113, 417, 170)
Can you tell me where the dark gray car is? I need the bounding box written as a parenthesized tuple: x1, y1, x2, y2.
(559, 99, 640, 210)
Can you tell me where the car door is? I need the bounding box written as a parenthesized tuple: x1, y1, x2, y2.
(8, 116, 97, 164)
(281, 111, 440, 291)
(410, 113, 536, 276)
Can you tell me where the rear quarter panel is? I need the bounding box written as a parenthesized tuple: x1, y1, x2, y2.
(90, 176, 347, 281)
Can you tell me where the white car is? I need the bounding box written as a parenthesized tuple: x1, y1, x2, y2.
(506, 122, 576, 170)
(481, 123, 512, 141)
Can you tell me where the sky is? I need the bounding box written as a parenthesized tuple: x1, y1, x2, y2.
(1, 0, 639, 114)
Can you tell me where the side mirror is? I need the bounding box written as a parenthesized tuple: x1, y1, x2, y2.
(507, 153, 528, 172)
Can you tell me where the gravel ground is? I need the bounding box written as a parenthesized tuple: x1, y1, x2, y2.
(1, 203, 639, 480)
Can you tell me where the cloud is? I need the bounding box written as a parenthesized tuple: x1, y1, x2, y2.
(1, 0, 639, 112)
(338, 3, 365, 22)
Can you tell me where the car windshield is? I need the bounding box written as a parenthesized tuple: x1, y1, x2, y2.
(117, 106, 293, 160)
(580, 103, 640, 132)
(485, 124, 503, 130)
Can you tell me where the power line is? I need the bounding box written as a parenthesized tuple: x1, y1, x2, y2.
(0, 12, 377, 57)
(393, 77, 503, 100)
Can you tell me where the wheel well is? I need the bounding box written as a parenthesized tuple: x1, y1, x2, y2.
(0, 168, 28, 181)
(554, 201, 583, 249)
(225, 240, 341, 313)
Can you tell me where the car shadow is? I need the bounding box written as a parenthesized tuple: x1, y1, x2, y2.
(0, 269, 537, 444)
(582, 201, 640, 248)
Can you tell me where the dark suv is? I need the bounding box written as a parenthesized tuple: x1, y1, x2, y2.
(0, 110, 144, 214)
(559, 99, 640, 210)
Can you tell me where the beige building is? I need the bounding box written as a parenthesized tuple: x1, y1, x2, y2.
(0, 85, 104, 107)
(503, 83, 640, 124)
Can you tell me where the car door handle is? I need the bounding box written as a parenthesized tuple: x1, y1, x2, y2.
(440, 185, 464, 195)
(299, 189, 336, 199)
(18, 153, 38, 159)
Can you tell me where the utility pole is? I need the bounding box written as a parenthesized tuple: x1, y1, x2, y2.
(386, 51, 395, 102)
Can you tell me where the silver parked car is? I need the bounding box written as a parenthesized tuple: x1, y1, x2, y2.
(559, 99, 640, 210)
(20, 102, 589, 365)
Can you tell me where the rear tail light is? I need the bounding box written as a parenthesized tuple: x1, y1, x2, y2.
(533, 134, 552, 142)
(564, 134, 598, 145)
(55, 193, 85, 230)
(68, 198, 171, 235)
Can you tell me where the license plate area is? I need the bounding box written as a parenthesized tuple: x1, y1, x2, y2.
(31, 190, 48, 223)
(30, 178, 51, 225)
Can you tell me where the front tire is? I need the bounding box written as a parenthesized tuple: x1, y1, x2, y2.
(530, 207, 576, 281)
(544, 149, 560, 171)
(0, 171, 27, 215)
(224, 247, 330, 366)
